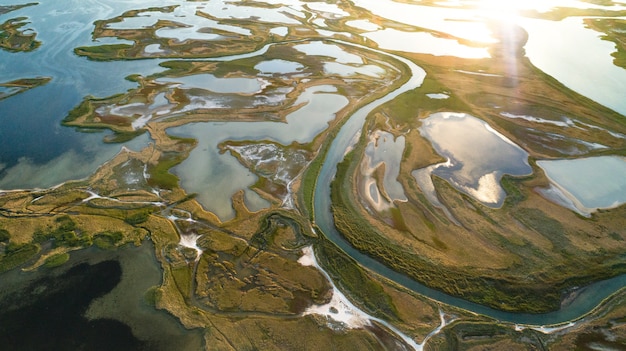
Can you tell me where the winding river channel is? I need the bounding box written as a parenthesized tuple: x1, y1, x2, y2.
(311, 42, 626, 326)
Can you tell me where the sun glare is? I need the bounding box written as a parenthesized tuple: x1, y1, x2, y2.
(474, 0, 562, 18)
(475, 0, 522, 20)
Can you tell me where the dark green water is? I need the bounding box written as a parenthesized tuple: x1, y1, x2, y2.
(0, 243, 203, 350)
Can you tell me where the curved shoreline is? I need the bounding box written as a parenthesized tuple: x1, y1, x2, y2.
(310, 43, 626, 326)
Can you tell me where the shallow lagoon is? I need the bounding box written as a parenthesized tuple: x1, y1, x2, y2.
(361, 130, 407, 211)
(171, 85, 348, 220)
(353, 0, 497, 43)
(521, 16, 626, 116)
(0, 0, 167, 189)
(2, 0, 623, 191)
(158, 74, 267, 94)
(537, 156, 626, 215)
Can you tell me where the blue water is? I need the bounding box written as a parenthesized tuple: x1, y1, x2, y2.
(0, 0, 163, 187)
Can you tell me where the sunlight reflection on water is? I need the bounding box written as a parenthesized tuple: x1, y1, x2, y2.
(414, 112, 531, 208)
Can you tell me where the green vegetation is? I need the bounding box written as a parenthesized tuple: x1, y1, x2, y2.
(330, 150, 564, 313)
(171, 265, 193, 302)
(211, 59, 260, 77)
(73, 44, 134, 61)
(512, 208, 570, 252)
(440, 321, 544, 350)
(124, 209, 154, 226)
(500, 174, 527, 207)
(0, 229, 9, 242)
(0, 77, 51, 101)
(62, 99, 92, 124)
(158, 60, 194, 74)
(300, 154, 324, 220)
(103, 130, 147, 143)
(44, 252, 70, 268)
(373, 77, 470, 123)
(0, 242, 39, 273)
(145, 136, 196, 189)
(0, 16, 41, 52)
(2, 3, 625, 349)
(316, 236, 400, 322)
(147, 152, 187, 189)
(93, 231, 124, 250)
(251, 212, 311, 251)
(144, 285, 160, 307)
(33, 216, 91, 248)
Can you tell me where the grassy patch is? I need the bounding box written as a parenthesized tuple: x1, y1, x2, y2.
(124, 209, 153, 226)
(171, 265, 193, 302)
(74, 44, 134, 61)
(500, 175, 527, 207)
(316, 238, 399, 322)
(44, 252, 70, 268)
(0, 17, 41, 52)
(330, 150, 564, 313)
(93, 231, 124, 250)
(0, 229, 9, 242)
(300, 154, 324, 220)
(33, 215, 91, 248)
(147, 155, 181, 189)
(251, 213, 309, 251)
(512, 208, 570, 252)
(103, 129, 146, 143)
(63, 99, 92, 124)
(144, 285, 160, 307)
(0, 242, 39, 273)
(147, 142, 195, 189)
(441, 321, 544, 350)
(373, 77, 470, 124)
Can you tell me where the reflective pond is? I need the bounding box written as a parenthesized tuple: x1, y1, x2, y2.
(414, 112, 532, 207)
(537, 156, 626, 216)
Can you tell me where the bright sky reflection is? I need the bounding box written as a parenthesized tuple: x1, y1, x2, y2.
(416, 112, 532, 207)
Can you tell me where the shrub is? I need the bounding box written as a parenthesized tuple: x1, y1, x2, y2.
(44, 252, 70, 268)
(0, 229, 9, 242)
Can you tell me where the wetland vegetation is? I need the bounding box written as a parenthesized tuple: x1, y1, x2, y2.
(1, 0, 626, 350)
(0, 8, 39, 52)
